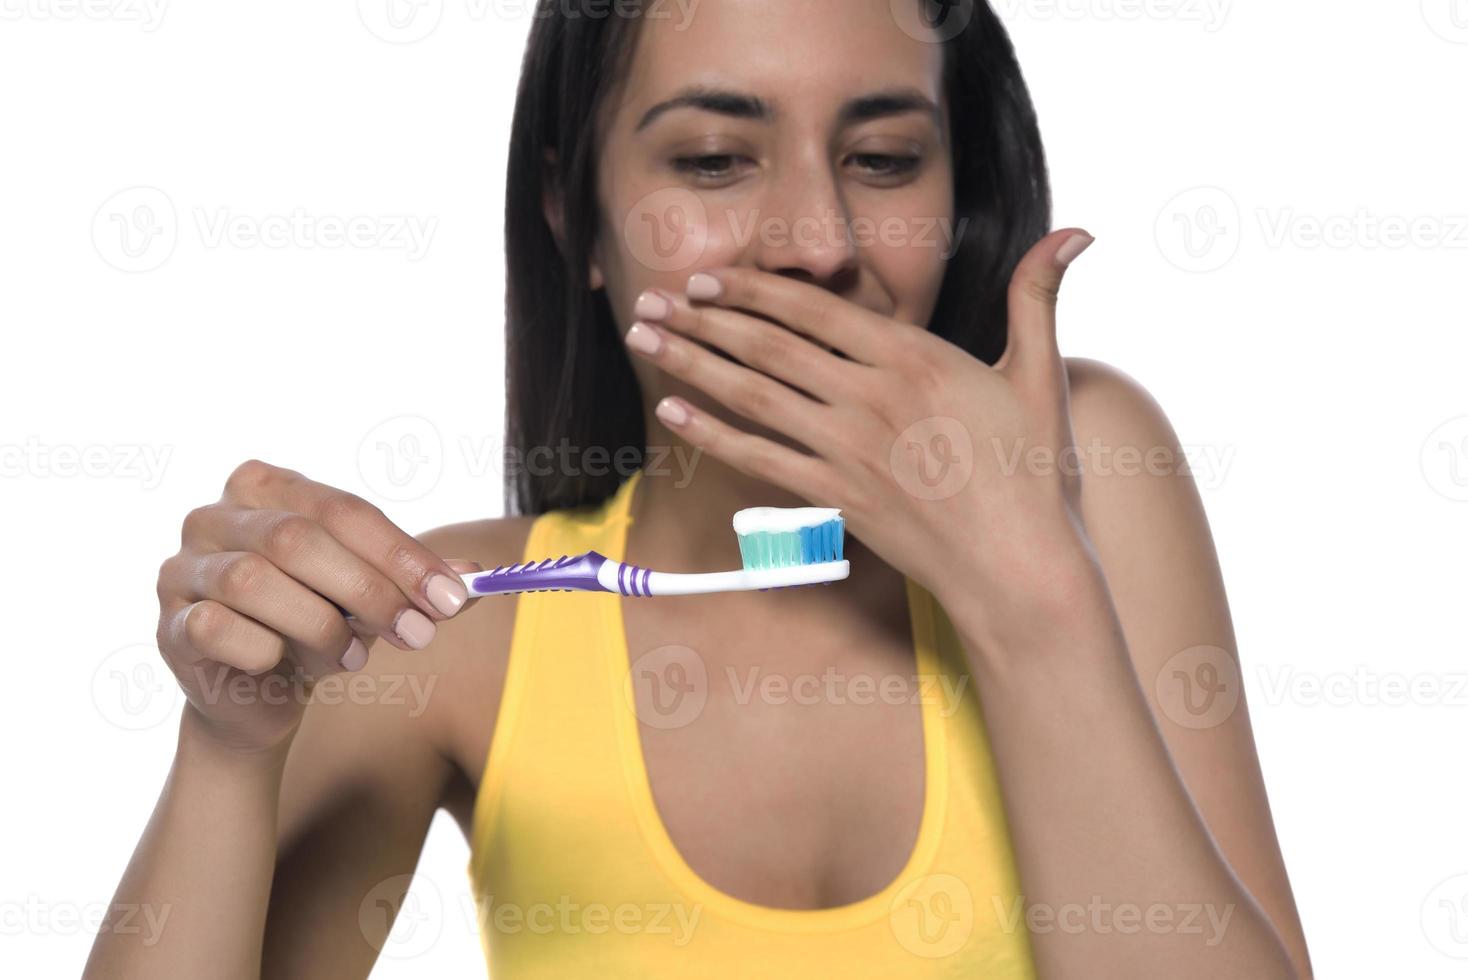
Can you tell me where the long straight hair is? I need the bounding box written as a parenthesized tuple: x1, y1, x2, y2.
(503, 0, 1051, 516)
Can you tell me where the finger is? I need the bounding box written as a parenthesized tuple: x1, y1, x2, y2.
(159, 595, 291, 677)
(997, 228, 1093, 390)
(216, 461, 469, 621)
(167, 550, 365, 677)
(444, 559, 484, 611)
(182, 507, 440, 651)
(651, 395, 835, 505)
(624, 320, 834, 452)
(677, 266, 900, 367)
(633, 287, 861, 404)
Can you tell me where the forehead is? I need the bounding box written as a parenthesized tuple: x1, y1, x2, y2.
(615, 0, 946, 121)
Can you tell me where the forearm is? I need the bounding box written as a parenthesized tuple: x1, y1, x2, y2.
(84, 704, 289, 980)
(944, 561, 1298, 979)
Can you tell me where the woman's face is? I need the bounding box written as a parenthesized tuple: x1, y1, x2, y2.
(587, 0, 955, 441)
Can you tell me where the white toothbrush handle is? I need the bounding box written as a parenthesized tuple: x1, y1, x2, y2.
(632, 561, 850, 596)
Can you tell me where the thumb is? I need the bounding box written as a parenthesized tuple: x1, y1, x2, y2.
(444, 559, 485, 609)
(996, 228, 1093, 384)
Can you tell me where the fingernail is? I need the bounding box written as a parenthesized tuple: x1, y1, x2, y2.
(625, 322, 664, 357)
(1055, 233, 1095, 268)
(394, 609, 437, 650)
(634, 290, 672, 321)
(687, 273, 722, 301)
(340, 636, 369, 672)
(656, 397, 690, 427)
(426, 573, 468, 617)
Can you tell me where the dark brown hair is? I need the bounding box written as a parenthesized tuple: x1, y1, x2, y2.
(504, 0, 1051, 515)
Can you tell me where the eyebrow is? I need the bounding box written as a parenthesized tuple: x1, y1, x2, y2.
(633, 86, 941, 133)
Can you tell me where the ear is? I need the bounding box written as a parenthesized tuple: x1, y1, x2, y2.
(541, 148, 605, 291)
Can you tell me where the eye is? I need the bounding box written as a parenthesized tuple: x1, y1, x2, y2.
(847, 153, 922, 179)
(671, 154, 754, 184)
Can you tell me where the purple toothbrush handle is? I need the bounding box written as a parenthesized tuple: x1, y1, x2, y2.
(468, 550, 613, 595)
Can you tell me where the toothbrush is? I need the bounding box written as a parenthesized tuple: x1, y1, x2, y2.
(461, 507, 848, 597)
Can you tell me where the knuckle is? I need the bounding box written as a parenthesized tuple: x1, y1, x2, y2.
(1020, 275, 1060, 307)
(748, 329, 789, 367)
(183, 600, 227, 650)
(316, 491, 373, 532)
(238, 639, 286, 675)
(218, 552, 267, 599)
(733, 379, 774, 418)
(914, 358, 946, 394)
(155, 553, 179, 595)
(385, 540, 426, 581)
(264, 513, 315, 562)
(224, 458, 276, 497)
(712, 268, 745, 303)
(807, 302, 833, 336)
(343, 572, 390, 612)
(305, 613, 347, 654)
(681, 307, 709, 339)
(894, 346, 943, 393)
(740, 441, 780, 482)
(180, 503, 217, 543)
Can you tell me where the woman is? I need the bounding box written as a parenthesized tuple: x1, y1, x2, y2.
(87, 1, 1311, 976)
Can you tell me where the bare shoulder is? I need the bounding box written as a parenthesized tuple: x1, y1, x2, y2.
(1058, 353, 1218, 635)
(1064, 355, 1174, 436)
(1062, 355, 1199, 520)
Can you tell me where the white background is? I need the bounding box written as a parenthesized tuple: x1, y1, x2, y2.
(3, 1, 1466, 976)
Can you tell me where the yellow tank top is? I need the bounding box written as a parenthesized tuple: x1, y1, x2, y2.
(466, 469, 1036, 977)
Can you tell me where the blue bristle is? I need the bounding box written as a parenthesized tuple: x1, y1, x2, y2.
(799, 517, 844, 564)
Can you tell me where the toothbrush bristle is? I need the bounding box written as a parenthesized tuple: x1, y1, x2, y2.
(736, 516, 845, 570)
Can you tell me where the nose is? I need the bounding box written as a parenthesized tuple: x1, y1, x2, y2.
(745, 156, 859, 291)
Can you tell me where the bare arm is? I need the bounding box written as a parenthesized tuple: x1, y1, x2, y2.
(84, 461, 519, 979)
(942, 359, 1310, 979)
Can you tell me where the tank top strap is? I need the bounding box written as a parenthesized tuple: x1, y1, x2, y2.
(529, 468, 642, 562)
